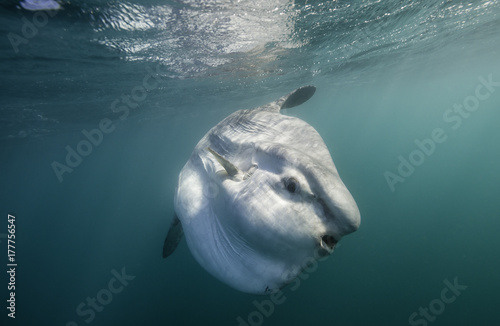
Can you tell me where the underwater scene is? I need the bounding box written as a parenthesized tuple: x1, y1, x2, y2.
(1, 0, 500, 325)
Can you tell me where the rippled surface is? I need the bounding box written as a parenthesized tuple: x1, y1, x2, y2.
(1, 0, 499, 139)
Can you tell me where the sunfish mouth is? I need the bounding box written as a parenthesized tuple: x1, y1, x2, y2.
(319, 235, 338, 255)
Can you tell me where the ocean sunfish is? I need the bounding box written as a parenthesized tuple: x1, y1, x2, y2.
(163, 86, 360, 294)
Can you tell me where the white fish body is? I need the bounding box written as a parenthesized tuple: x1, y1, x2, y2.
(163, 86, 360, 294)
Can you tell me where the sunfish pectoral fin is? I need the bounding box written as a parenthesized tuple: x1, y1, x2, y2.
(162, 215, 184, 258)
(280, 86, 316, 110)
(207, 147, 240, 177)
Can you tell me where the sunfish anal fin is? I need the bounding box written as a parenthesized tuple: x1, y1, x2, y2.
(162, 215, 184, 258)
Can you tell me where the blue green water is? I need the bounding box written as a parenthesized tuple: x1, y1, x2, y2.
(1, 0, 500, 325)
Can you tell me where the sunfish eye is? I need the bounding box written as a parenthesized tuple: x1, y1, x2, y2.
(284, 177, 300, 193)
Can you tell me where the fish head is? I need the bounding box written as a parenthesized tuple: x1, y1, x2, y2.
(221, 142, 360, 256)
(209, 139, 360, 291)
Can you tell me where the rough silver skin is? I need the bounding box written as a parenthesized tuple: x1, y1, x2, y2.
(164, 86, 360, 294)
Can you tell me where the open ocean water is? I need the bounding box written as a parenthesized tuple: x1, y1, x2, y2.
(1, 0, 500, 325)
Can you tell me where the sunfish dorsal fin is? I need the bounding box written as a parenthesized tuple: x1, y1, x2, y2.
(279, 86, 316, 110)
(207, 147, 240, 177)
